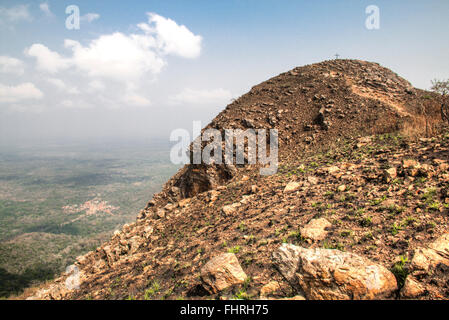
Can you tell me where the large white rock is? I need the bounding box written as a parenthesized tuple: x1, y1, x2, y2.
(273, 244, 397, 300)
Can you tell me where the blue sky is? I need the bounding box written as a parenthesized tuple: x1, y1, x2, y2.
(0, 0, 448, 144)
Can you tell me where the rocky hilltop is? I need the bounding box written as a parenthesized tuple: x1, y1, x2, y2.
(24, 60, 449, 300)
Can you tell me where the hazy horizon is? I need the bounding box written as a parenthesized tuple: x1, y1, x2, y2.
(1, 0, 448, 145)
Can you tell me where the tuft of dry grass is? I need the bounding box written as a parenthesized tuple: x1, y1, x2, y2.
(400, 114, 440, 139)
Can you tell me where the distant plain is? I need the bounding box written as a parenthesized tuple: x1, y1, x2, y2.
(0, 140, 179, 297)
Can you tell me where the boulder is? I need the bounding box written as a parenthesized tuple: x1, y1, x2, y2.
(402, 159, 419, 169)
(300, 218, 331, 241)
(402, 159, 421, 177)
(154, 209, 165, 219)
(383, 167, 397, 182)
(307, 176, 318, 185)
(284, 181, 301, 193)
(410, 233, 449, 272)
(222, 203, 241, 216)
(401, 276, 426, 298)
(259, 281, 282, 298)
(201, 253, 247, 293)
(323, 165, 340, 177)
(272, 244, 397, 300)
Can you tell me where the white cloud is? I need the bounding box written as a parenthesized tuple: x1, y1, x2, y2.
(61, 100, 74, 108)
(39, 2, 53, 17)
(63, 33, 165, 81)
(138, 13, 202, 59)
(0, 82, 44, 103)
(15, 13, 203, 110)
(88, 80, 106, 92)
(0, 5, 32, 22)
(46, 78, 79, 94)
(0, 56, 24, 75)
(25, 44, 70, 73)
(25, 13, 202, 81)
(68, 88, 80, 94)
(46, 78, 65, 89)
(81, 13, 100, 23)
(122, 92, 151, 107)
(169, 88, 232, 106)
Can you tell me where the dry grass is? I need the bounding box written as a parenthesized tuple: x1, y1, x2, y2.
(400, 115, 440, 139)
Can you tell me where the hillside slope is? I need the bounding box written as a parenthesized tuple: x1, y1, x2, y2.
(24, 60, 448, 300)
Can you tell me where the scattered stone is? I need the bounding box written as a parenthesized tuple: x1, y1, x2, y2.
(357, 136, 372, 148)
(304, 136, 314, 144)
(201, 253, 247, 294)
(250, 185, 258, 194)
(410, 233, 449, 272)
(300, 218, 331, 241)
(280, 295, 306, 300)
(434, 159, 449, 172)
(403, 159, 419, 168)
(307, 176, 318, 185)
(209, 190, 220, 202)
(284, 181, 301, 193)
(324, 165, 340, 176)
(401, 276, 426, 298)
(128, 236, 142, 254)
(154, 209, 166, 219)
(242, 119, 255, 128)
(222, 203, 242, 216)
(164, 203, 177, 211)
(179, 198, 191, 208)
(383, 167, 397, 182)
(143, 225, 154, 239)
(259, 281, 281, 298)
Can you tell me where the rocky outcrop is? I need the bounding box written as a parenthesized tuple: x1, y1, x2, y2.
(273, 244, 397, 300)
(173, 164, 236, 199)
(21, 59, 447, 301)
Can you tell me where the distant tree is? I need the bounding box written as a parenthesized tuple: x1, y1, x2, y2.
(431, 79, 449, 96)
(431, 79, 449, 122)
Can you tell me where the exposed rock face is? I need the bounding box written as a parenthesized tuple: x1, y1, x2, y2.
(200, 253, 247, 293)
(273, 244, 397, 300)
(174, 164, 236, 199)
(300, 218, 331, 241)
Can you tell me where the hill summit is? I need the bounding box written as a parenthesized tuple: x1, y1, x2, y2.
(25, 60, 449, 300)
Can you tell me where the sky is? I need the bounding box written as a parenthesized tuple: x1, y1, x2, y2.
(0, 0, 448, 145)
